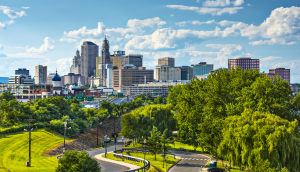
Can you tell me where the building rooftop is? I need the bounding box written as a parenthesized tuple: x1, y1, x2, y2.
(83, 41, 97, 45)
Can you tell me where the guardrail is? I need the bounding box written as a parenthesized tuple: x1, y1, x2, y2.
(113, 149, 150, 172)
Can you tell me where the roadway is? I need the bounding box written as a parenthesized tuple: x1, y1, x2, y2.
(88, 137, 130, 172)
(169, 151, 211, 172)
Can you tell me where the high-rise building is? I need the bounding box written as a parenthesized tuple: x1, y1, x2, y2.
(158, 57, 175, 67)
(47, 73, 56, 84)
(9, 75, 33, 84)
(35, 65, 47, 84)
(113, 50, 125, 65)
(180, 66, 194, 80)
(70, 50, 81, 74)
(192, 62, 214, 76)
(266, 67, 290, 83)
(15, 68, 29, 75)
(110, 56, 123, 69)
(63, 73, 85, 86)
(155, 65, 181, 81)
(228, 57, 259, 71)
(112, 66, 154, 90)
(124, 54, 143, 67)
(98, 37, 113, 86)
(81, 41, 99, 83)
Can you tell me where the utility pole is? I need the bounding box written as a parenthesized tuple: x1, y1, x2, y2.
(24, 119, 35, 167)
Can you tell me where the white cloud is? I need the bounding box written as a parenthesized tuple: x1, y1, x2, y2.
(0, 6, 26, 19)
(0, 22, 5, 29)
(189, 44, 243, 67)
(247, 4, 252, 6)
(233, 0, 244, 6)
(27, 37, 55, 53)
(166, 5, 243, 15)
(241, 6, 300, 45)
(59, 38, 77, 43)
(127, 17, 166, 29)
(0, 44, 3, 50)
(176, 20, 215, 27)
(21, 7, 30, 9)
(203, 0, 230, 7)
(170, 14, 174, 17)
(63, 22, 105, 38)
(5, 53, 47, 59)
(217, 20, 239, 26)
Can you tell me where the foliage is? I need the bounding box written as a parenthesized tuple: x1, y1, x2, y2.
(72, 82, 78, 86)
(218, 109, 300, 172)
(147, 126, 162, 160)
(167, 84, 183, 107)
(121, 104, 177, 140)
(56, 150, 101, 172)
(0, 91, 15, 101)
(0, 129, 73, 172)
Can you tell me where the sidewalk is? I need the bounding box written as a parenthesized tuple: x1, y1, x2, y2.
(94, 152, 140, 171)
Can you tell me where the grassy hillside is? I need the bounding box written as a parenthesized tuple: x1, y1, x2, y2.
(0, 129, 72, 172)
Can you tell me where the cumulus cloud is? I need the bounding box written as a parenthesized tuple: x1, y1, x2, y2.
(21, 7, 30, 9)
(203, 0, 244, 7)
(0, 44, 3, 50)
(189, 44, 243, 67)
(127, 17, 166, 29)
(217, 20, 239, 26)
(0, 20, 14, 29)
(63, 22, 105, 38)
(176, 20, 215, 27)
(0, 6, 26, 19)
(27, 37, 55, 53)
(233, 0, 244, 6)
(5, 53, 47, 59)
(166, 5, 243, 15)
(241, 6, 300, 45)
(59, 38, 77, 43)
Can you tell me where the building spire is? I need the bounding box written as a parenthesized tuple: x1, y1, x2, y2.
(56, 68, 57, 73)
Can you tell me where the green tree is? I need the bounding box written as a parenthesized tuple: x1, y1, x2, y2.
(160, 129, 173, 168)
(72, 82, 78, 86)
(56, 150, 101, 172)
(147, 126, 162, 160)
(218, 109, 300, 172)
(0, 91, 15, 101)
(167, 84, 183, 107)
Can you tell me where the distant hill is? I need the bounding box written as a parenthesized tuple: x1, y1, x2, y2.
(0, 77, 9, 84)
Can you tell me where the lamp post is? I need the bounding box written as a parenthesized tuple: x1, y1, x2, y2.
(166, 156, 168, 172)
(114, 135, 117, 151)
(104, 135, 107, 157)
(122, 136, 124, 161)
(24, 119, 35, 167)
(97, 120, 102, 146)
(174, 142, 175, 159)
(144, 138, 146, 172)
(63, 119, 73, 148)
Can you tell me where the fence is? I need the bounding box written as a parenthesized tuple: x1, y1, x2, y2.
(113, 149, 150, 172)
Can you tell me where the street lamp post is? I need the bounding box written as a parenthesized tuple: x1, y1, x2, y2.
(97, 120, 102, 146)
(104, 135, 107, 157)
(114, 135, 117, 151)
(144, 138, 146, 172)
(122, 136, 124, 161)
(174, 142, 175, 159)
(166, 156, 168, 172)
(24, 119, 35, 167)
(64, 119, 72, 148)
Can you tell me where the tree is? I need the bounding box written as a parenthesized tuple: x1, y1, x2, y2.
(56, 150, 101, 172)
(167, 84, 183, 107)
(0, 91, 15, 101)
(218, 109, 300, 172)
(72, 82, 78, 86)
(147, 126, 162, 160)
(160, 129, 173, 168)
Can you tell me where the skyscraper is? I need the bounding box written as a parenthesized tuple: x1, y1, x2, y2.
(158, 57, 175, 67)
(70, 50, 81, 74)
(124, 54, 143, 67)
(81, 41, 99, 83)
(98, 37, 113, 86)
(35, 65, 47, 84)
(15, 68, 30, 75)
(266, 67, 290, 83)
(228, 57, 259, 71)
(192, 62, 214, 75)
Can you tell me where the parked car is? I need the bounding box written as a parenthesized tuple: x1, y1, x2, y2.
(207, 167, 224, 172)
(104, 137, 111, 143)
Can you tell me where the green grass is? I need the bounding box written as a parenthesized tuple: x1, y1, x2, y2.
(169, 141, 203, 152)
(0, 129, 73, 172)
(125, 142, 143, 148)
(103, 151, 179, 172)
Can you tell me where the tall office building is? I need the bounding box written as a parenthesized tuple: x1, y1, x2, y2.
(35, 65, 47, 84)
(192, 62, 214, 76)
(158, 57, 175, 67)
(113, 50, 125, 65)
(110, 56, 123, 69)
(266, 67, 290, 83)
(228, 57, 259, 71)
(70, 50, 81, 74)
(81, 41, 99, 83)
(15, 68, 29, 75)
(180, 66, 194, 80)
(155, 65, 181, 81)
(112, 66, 154, 90)
(98, 37, 113, 86)
(124, 54, 143, 67)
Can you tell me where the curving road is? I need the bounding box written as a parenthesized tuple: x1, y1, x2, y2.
(169, 151, 211, 172)
(88, 137, 130, 172)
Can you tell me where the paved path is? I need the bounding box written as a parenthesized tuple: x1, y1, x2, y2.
(95, 153, 140, 171)
(169, 151, 211, 172)
(88, 137, 132, 172)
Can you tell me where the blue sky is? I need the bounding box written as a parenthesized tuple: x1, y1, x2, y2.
(1, 0, 300, 82)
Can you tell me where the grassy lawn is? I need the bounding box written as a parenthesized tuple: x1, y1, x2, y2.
(125, 142, 143, 148)
(0, 129, 73, 172)
(103, 151, 179, 172)
(169, 141, 203, 152)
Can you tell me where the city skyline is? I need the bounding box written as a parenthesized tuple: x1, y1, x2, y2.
(1, 0, 300, 82)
